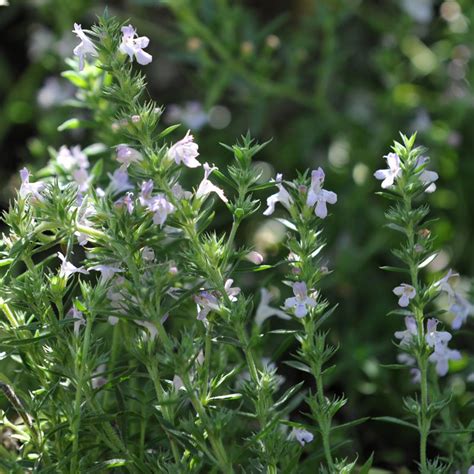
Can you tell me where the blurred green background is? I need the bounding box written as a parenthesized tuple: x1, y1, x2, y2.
(1, 0, 473, 470)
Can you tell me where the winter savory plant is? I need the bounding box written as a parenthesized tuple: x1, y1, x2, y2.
(0, 13, 472, 474)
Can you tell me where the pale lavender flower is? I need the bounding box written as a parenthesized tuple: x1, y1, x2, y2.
(306, 167, 337, 219)
(19, 168, 45, 202)
(415, 156, 438, 193)
(246, 251, 264, 265)
(119, 25, 152, 65)
(255, 288, 291, 326)
(72, 23, 97, 71)
(75, 200, 96, 247)
(435, 269, 459, 297)
(428, 345, 461, 376)
(116, 145, 143, 168)
(172, 375, 185, 390)
(89, 264, 123, 283)
(67, 306, 85, 335)
(135, 320, 158, 341)
(425, 318, 452, 348)
(449, 293, 474, 329)
(148, 194, 175, 227)
(57, 145, 89, 171)
(72, 168, 91, 192)
(292, 428, 314, 446)
(108, 169, 134, 194)
(139, 180, 154, 206)
(468, 466, 474, 474)
(394, 316, 418, 347)
(284, 282, 317, 318)
(393, 283, 416, 307)
(194, 291, 220, 321)
(224, 279, 241, 302)
(171, 183, 192, 200)
(168, 130, 201, 168)
(195, 163, 228, 203)
(397, 353, 421, 383)
(58, 252, 89, 279)
(141, 247, 155, 262)
(374, 152, 402, 189)
(115, 192, 135, 214)
(91, 364, 107, 389)
(263, 174, 293, 216)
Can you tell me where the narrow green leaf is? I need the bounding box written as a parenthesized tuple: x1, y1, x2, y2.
(373, 416, 417, 431)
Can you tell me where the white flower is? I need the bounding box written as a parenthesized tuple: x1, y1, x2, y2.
(168, 130, 200, 168)
(72, 23, 97, 71)
(449, 293, 474, 329)
(141, 247, 155, 262)
(89, 264, 123, 283)
(108, 169, 133, 194)
(57, 145, 89, 171)
(91, 364, 107, 389)
(171, 183, 192, 200)
(148, 194, 175, 227)
(255, 288, 291, 327)
(19, 168, 45, 202)
(196, 163, 228, 203)
(434, 269, 459, 297)
(67, 306, 85, 335)
(284, 282, 316, 318)
(58, 252, 89, 279)
(393, 283, 416, 307)
(135, 320, 158, 341)
(119, 25, 152, 65)
(245, 251, 264, 265)
(394, 316, 418, 347)
(172, 375, 185, 390)
(72, 168, 91, 192)
(425, 318, 452, 348)
(415, 156, 438, 193)
(224, 279, 240, 302)
(263, 174, 292, 216)
(306, 167, 337, 219)
(428, 345, 461, 377)
(291, 428, 314, 446)
(194, 291, 220, 321)
(116, 145, 143, 167)
(374, 152, 402, 189)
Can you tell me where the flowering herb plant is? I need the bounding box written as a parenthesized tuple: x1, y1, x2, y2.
(0, 12, 472, 474)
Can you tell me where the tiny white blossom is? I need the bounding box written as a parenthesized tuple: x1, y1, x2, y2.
(108, 169, 134, 194)
(194, 291, 220, 322)
(196, 163, 228, 203)
(19, 168, 45, 202)
(394, 316, 418, 347)
(72, 23, 97, 71)
(291, 428, 314, 446)
(245, 251, 264, 265)
(306, 167, 337, 219)
(428, 345, 461, 376)
(89, 264, 123, 283)
(58, 252, 89, 279)
(67, 306, 85, 335)
(393, 283, 416, 307)
(119, 25, 152, 65)
(57, 145, 89, 171)
(415, 156, 438, 193)
(425, 319, 452, 348)
(284, 282, 316, 318)
(263, 174, 292, 216)
(374, 152, 402, 189)
(72, 168, 91, 192)
(224, 279, 241, 302)
(255, 288, 291, 327)
(168, 130, 201, 168)
(435, 269, 459, 297)
(148, 194, 175, 227)
(135, 320, 158, 341)
(449, 293, 474, 329)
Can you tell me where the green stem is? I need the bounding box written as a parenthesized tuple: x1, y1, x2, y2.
(70, 314, 94, 472)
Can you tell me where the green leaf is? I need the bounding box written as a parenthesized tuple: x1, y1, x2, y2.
(379, 266, 409, 274)
(158, 124, 181, 139)
(283, 360, 312, 374)
(331, 417, 370, 431)
(57, 118, 90, 132)
(209, 393, 242, 401)
(373, 416, 417, 431)
(358, 452, 374, 474)
(61, 70, 88, 89)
